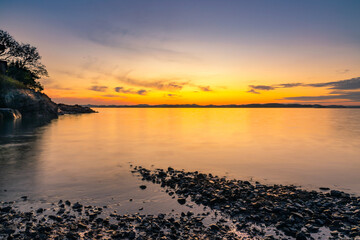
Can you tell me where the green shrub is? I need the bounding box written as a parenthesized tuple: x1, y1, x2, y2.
(0, 74, 26, 91)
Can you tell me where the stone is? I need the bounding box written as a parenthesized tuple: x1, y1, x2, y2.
(177, 198, 186, 205)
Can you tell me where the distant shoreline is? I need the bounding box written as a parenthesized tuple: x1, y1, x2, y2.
(85, 103, 360, 108)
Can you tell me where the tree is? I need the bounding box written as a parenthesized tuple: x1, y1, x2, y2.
(0, 29, 47, 91)
(0, 30, 20, 60)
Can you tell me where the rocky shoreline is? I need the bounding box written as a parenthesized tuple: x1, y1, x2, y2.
(1, 166, 359, 239)
(132, 167, 360, 239)
(58, 103, 97, 115)
(0, 88, 96, 122)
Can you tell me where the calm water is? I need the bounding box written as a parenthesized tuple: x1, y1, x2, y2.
(1, 108, 360, 212)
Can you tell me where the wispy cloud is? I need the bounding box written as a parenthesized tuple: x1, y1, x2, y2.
(116, 76, 187, 91)
(248, 85, 276, 91)
(247, 77, 360, 103)
(336, 69, 350, 74)
(102, 94, 127, 98)
(307, 77, 360, 90)
(277, 83, 303, 88)
(197, 85, 212, 92)
(283, 91, 360, 102)
(114, 86, 148, 95)
(165, 93, 181, 98)
(247, 77, 360, 94)
(246, 89, 260, 94)
(89, 85, 108, 92)
(78, 24, 198, 63)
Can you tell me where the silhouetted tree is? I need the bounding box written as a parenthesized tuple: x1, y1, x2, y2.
(0, 30, 20, 60)
(0, 29, 47, 91)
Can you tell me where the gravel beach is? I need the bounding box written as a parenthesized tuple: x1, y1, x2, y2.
(1, 166, 359, 239)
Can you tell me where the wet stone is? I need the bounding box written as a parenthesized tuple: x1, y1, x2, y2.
(177, 198, 186, 205)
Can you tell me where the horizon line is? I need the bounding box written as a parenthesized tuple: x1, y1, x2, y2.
(73, 103, 360, 108)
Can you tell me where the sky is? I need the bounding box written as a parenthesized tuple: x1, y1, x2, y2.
(1, 0, 360, 105)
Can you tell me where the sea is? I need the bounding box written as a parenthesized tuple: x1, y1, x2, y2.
(1, 108, 359, 214)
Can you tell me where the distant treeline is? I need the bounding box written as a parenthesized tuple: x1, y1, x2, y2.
(86, 103, 360, 108)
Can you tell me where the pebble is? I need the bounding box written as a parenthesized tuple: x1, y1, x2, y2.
(0, 166, 359, 239)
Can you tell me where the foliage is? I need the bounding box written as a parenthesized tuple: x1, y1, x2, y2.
(0, 30, 18, 58)
(0, 29, 47, 91)
(0, 74, 26, 91)
(6, 62, 44, 91)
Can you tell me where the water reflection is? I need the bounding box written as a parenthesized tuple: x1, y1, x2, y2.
(0, 117, 51, 198)
(0, 108, 359, 207)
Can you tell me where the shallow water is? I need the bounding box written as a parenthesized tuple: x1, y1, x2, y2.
(1, 108, 360, 211)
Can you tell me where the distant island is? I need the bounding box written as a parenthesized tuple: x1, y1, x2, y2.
(86, 103, 360, 108)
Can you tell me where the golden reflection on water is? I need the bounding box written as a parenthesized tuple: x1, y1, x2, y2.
(1, 108, 360, 205)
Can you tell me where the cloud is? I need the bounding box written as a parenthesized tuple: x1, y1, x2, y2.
(283, 91, 360, 102)
(307, 77, 360, 90)
(336, 69, 350, 74)
(198, 85, 212, 92)
(78, 24, 198, 63)
(114, 86, 148, 95)
(247, 77, 360, 94)
(89, 85, 108, 92)
(51, 97, 131, 105)
(136, 89, 148, 95)
(277, 83, 303, 88)
(165, 93, 181, 98)
(249, 85, 275, 91)
(102, 94, 126, 98)
(116, 75, 187, 91)
(247, 89, 260, 94)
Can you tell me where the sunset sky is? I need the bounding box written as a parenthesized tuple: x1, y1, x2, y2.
(1, 0, 360, 105)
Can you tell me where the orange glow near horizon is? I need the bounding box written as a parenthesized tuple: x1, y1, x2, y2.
(2, 1, 360, 105)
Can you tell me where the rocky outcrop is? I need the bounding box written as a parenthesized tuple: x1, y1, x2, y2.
(58, 103, 96, 114)
(0, 108, 21, 120)
(0, 88, 58, 120)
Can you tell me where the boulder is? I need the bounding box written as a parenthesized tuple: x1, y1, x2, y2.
(0, 88, 58, 120)
(0, 108, 22, 120)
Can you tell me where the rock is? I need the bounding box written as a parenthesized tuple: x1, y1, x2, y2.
(209, 224, 220, 231)
(48, 215, 62, 222)
(295, 231, 308, 240)
(77, 223, 87, 229)
(0, 206, 12, 213)
(330, 190, 342, 197)
(319, 187, 330, 191)
(36, 208, 44, 213)
(177, 198, 186, 205)
(0, 108, 21, 120)
(0, 88, 58, 120)
(57, 103, 96, 114)
(72, 202, 83, 210)
(139, 185, 147, 190)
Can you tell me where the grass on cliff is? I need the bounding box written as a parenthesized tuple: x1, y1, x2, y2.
(0, 74, 26, 91)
